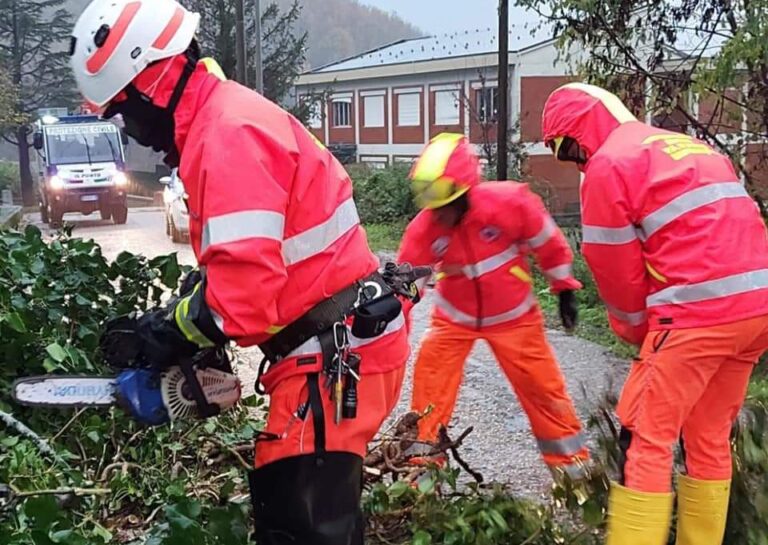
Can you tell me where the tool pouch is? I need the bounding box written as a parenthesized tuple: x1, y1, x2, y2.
(351, 294, 402, 339)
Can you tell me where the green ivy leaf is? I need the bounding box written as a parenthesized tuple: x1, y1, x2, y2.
(93, 523, 112, 543)
(3, 312, 27, 332)
(487, 508, 509, 531)
(43, 357, 59, 372)
(418, 475, 436, 495)
(45, 343, 67, 363)
(49, 529, 73, 543)
(413, 530, 433, 545)
(1, 435, 19, 447)
(388, 480, 410, 499)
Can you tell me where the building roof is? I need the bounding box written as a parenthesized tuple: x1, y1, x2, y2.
(309, 25, 555, 74)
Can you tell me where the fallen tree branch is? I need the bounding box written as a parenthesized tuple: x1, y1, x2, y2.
(364, 411, 484, 484)
(0, 410, 59, 461)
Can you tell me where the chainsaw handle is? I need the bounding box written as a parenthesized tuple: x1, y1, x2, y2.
(179, 360, 220, 419)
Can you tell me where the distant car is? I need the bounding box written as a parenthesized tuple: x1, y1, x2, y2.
(160, 169, 189, 243)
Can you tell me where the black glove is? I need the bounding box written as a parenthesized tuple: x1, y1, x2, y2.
(100, 308, 199, 369)
(558, 290, 578, 331)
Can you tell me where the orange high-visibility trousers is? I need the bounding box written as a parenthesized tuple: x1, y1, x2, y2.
(411, 314, 589, 472)
(617, 314, 768, 493)
(255, 366, 405, 467)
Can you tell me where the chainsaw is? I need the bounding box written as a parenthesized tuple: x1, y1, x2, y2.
(12, 316, 241, 427)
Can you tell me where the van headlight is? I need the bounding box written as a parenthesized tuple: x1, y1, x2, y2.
(113, 172, 129, 186)
(49, 175, 64, 190)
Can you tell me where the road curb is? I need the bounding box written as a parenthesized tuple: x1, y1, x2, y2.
(0, 205, 22, 229)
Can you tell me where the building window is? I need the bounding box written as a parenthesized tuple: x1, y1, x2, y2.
(332, 98, 352, 127)
(397, 93, 421, 126)
(363, 95, 385, 128)
(477, 87, 499, 123)
(393, 156, 418, 164)
(360, 155, 388, 169)
(435, 90, 460, 126)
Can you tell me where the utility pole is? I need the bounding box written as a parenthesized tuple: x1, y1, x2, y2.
(497, 0, 509, 181)
(235, 0, 247, 86)
(253, 0, 264, 93)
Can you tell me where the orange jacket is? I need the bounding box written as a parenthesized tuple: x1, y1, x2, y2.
(160, 60, 408, 385)
(398, 182, 581, 330)
(543, 83, 768, 345)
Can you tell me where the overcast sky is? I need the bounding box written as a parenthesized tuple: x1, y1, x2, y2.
(356, 1, 543, 35)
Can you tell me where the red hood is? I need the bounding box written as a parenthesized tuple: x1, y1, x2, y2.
(541, 83, 637, 159)
(130, 54, 222, 156)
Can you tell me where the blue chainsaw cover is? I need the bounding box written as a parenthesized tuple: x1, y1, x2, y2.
(115, 369, 169, 426)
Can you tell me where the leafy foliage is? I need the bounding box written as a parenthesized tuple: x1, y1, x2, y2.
(0, 161, 20, 195)
(0, 226, 261, 544)
(257, 1, 307, 106)
(350, 164, 418, 225)
(365, 467, 599, 545)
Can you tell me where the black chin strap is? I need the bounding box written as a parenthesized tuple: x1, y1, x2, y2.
(166, 51, 198, 116)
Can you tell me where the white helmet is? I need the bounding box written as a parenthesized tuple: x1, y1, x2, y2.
(70, 0, 200, 107)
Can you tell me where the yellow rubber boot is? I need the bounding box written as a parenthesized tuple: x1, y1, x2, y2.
(606, 482, 674, 545)
(675, 475, 731, 545)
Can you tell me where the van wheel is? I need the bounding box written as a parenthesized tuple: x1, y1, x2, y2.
(112, 204, 128, 225)
(50, 205, 63, 229)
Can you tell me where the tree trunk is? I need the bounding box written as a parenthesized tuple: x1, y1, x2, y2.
(17, 126, 34, 206)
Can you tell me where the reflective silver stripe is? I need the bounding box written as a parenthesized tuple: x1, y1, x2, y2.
(286, 337, 322, 358)
(211, 308, 226, 333)
(582, 224, 638, 245)
(201, 210, 285, 254)
(284, 311, 406, 358)
(528, 216, 556, 248)
(434, 292, 536, 327)
(647, 269, 768, 307)
(415, 277, 429, 291)
(463, 245, 518, 279)
(641, 182, 748, 239)
(283, 198, 360, 266)
(544, 263, 572, 281)
(605, 304, 647, 326)
(537, 432, 586, 456)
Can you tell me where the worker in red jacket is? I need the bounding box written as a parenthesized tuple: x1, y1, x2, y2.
(397, 133, 590, 481)
(542, 82, 768, 545)
(70, 1, 412, 543)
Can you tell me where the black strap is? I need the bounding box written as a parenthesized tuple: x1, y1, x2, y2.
(307, 374, 326, 453)
(259, 272, 389, 363)
(166, 52, 197, 115)
(254, 356, 269, 395)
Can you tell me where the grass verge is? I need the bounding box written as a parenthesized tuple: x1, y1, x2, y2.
(365, 221, 407, 253)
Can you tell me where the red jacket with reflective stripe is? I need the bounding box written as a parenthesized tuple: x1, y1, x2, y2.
(397, 182, 581, 330)
(170, 66, 408, 379)
(543, 84, 768, 345)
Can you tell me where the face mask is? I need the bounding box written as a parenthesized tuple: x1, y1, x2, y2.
(103, 52, 198, 168)
(558, 136, 587, 165)
(108, 85, 176, 153)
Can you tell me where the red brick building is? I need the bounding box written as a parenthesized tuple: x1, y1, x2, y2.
(295, 27, 581, 213)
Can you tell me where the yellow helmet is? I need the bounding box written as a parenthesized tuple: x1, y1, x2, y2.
(409, 133, 480, 209)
